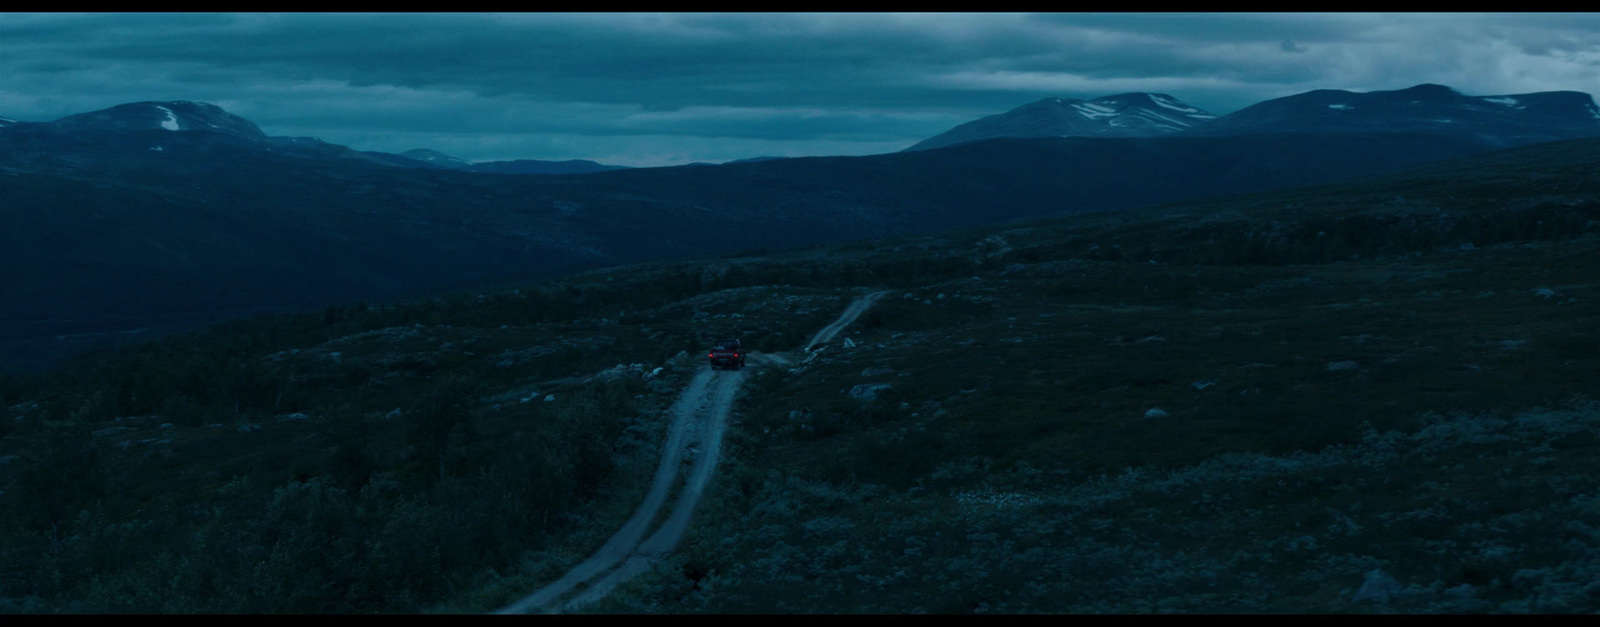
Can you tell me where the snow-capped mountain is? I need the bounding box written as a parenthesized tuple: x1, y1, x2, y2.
(48, 101, 271, 142)
(2, 101, 631, 173)
(904, 92, 1217, 152)
(1182, 84, 1600, 147)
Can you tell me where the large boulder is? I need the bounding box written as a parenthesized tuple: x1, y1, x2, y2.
(1352, 568, 1405, 604)
(849, 383, 896, 402)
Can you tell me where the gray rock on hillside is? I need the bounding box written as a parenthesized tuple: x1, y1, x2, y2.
(1353, 568, 1406, 603)
(850, 383, 896, 402)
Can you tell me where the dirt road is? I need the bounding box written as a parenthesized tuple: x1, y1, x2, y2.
(494, 291, 888, 614)
(804, 291, 890, 351)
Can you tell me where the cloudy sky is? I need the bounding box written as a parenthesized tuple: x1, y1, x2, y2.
(3, 12, 1600, 167)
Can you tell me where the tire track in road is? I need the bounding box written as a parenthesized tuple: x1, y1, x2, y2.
(559, 365, 744, 611)
(493, 368, 718, 615)
(495, 290, 887, 614)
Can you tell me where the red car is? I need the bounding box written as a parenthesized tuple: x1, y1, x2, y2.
(709, 338, 745, 370)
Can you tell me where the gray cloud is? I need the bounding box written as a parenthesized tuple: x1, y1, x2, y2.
(2, 13, 1600, 166)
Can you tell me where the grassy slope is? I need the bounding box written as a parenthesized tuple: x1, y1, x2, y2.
(2, 138, 1599, 613)
(1, 128, 1491, 372)
(581, 142, 1600, 613)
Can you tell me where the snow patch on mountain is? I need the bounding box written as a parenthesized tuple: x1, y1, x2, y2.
(1071, 102, 1118, 119)
(1141, 109, 1189, 129)
(0, 116, 14, 127)
(154, 105, 180, 131)
(902, 92, 1212, 151)
(1152, 94, 1210, 116)
(1192, 84, 1600, 147)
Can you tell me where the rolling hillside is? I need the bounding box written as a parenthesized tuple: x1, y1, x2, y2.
(1, 114, 1502, 370)
(2, 136, 1598, 613)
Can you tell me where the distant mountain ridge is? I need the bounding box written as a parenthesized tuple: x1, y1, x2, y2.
(0, 117, 1505, 369)
(398, 147, 633, 174)
(911, 84, 1600, 152)
(905, 92, 1217, 151)
(401, 148, 476, 169)
(1, 101, 629, 174)
(3, 89, 1594, 369)
(1179, 84, 1600, 148)
(49, 101, 271, 141)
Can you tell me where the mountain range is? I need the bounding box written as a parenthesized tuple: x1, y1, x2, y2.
(7, 83, 1600, 614)
(908, 83, 1600, 151)
(905, 92, 1218, 151)
(4, 84, 1600, 369)
(0, 101, 633, 175)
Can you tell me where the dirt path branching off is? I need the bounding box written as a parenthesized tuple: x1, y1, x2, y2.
(494, 291, 887, 614)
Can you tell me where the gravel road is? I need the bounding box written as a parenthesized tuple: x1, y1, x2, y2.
(495, 291, 888, 614)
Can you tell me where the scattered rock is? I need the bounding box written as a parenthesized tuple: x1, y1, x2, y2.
(1535, 288, 1556, 299)
(159, 423, 174, 430)
(647, 367, 665, 379)
(237, 424, 261, 433)
(544, 395, 556, 402)
(280, 412, 310, 421)
(843, 338, 857, 348)
(1191, 380, 1216, 391)
(1144, 408, 1169, 419)
(385, 408, 403, 419)
(592, 363, 641, 382)
(1444, 583, 1477, 603)
(1327, 361, 1360, 372)
(861, 367, 896, 378)
(849, 383, 896, 402)
(1353, 569, 1405, 603)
